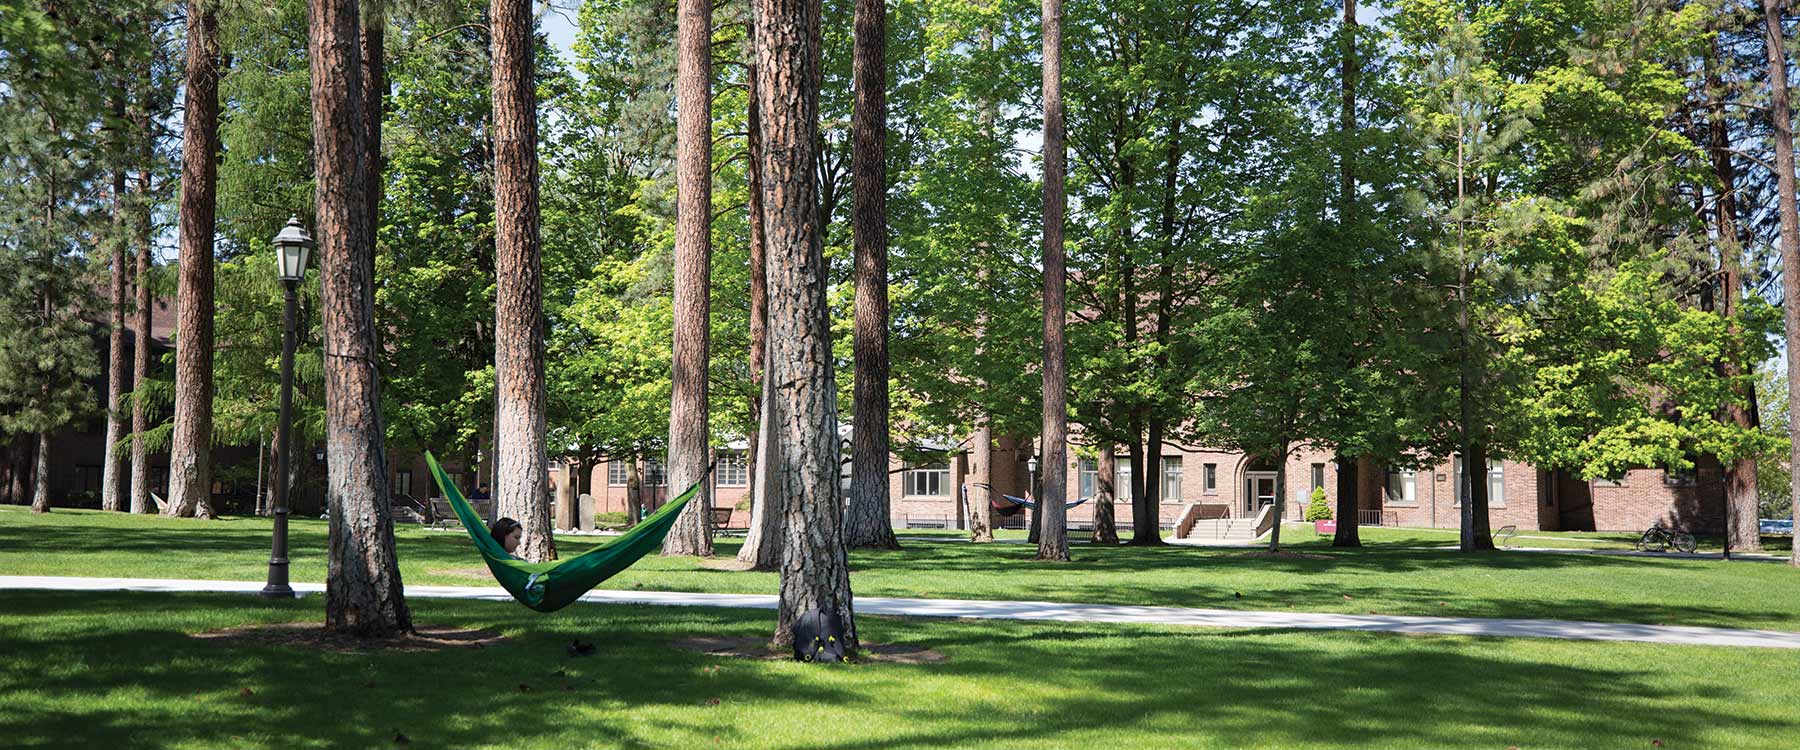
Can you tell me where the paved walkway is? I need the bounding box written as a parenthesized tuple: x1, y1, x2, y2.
(5, 575, 1799, 650)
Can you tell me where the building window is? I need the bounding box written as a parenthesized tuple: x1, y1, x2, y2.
(1453, 458, 1506, 506)
(904, 462, 949, 497)
(718, 452, 749, 487)
(645, 457, 668, 487)
(1161, 456, 1182, 502)
(607, 460, 629, 486)
(1116, 461, 1134, 504)
(1385, 469, 1417, 505)
(1078, 458, 1098, 499)
(394, 469, 413, 498)
(1310, 463, 1325, 491)
(1203, 463, 1217, 493)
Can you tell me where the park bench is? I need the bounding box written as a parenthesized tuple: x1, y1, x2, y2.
(710, 507, 749, 536)
(904, 516, 952, 529)
(429, 498, 493, 529)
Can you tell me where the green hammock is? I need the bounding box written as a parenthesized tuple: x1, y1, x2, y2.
(423, 451, 711, 613)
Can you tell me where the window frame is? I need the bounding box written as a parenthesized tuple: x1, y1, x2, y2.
(1160, 456, 1183, 503)
(717, 452, 749, 487)
(903, 461, 950, 498)
(1203, 463, 1217, 494)
(1384, 468, 1418, 506)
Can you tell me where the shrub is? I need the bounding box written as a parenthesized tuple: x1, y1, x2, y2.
(1305, 487, 1332, 522)
(595, 511, 629, 529)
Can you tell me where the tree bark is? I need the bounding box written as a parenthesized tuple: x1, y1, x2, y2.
(1332, 452, 1360, 546)
(166, 0, 220, 519)
(491, 0, 555, 562)
(361, 0, 384, 291)
(1268, 441, 1287, 550)
(1708, 40, 1762, 554)
(129, 96, 154, 515)
(1762, 0, 1800, 568)
(844, 0, 897, 551)
(1094, 442, 1118, 543)
(311, 0, 412, 637)
(738, 6, 781, 568)
(739, 340, 785, 568)
(1036, 0, 1070, 563)
(626, 455, 643, 525)
(759, 0, 856, 651)
(30, 432, 51, 513)
(102, 143, 129, 513)
(11, 438, 34, 507)
(663, 0, 715, 557)
(966, 421, 995, 542)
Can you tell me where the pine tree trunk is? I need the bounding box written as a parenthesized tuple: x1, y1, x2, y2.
(663, 0, 716, 557)
(844, 0, 897, 551)
(1761, 0, 1800, 568)
(102, 158, 129, 513)
(738, 6, 780, 568)
(490, 0, 555, 562)
(311, 0, 411, 637)
(30, 433, 51, 513)
(1036, 0, 1070, 563)
(1332, 452, 1360, 547)
(966, 420, 995, 542)
(1094, 442, 1118, 543)
(1709, 41, 1762, 554)
(166, 0, 220, 519)
(758, 0, 856, 651)
(361, 0, 384, 291)
(129, 132, 154, 515)
(739, 346, 785, 568)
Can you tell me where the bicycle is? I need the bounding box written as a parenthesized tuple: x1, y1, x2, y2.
(1635, 521, 1697, 554)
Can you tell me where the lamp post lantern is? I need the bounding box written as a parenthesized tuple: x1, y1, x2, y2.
(262, 216, 311, 599)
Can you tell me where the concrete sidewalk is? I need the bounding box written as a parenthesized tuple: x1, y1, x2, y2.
(4, 574, 1799, 650)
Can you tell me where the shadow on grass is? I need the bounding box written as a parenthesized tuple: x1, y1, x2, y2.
(0, 591, 1790, 749)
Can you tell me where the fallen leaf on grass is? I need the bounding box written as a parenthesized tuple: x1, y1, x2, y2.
(517, 683, 533, 693)
(704, 697, 722, 706)
(239, 688, 254, 697)
(393, 732, 411, 744)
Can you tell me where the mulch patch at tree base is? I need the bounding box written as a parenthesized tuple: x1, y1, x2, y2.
(1233, 550, 1332, 560)
(192, 623, 508, 653)
(698, 558, 757, 572)
(670, 636, 946, 664)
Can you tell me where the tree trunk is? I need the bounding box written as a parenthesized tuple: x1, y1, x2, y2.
(738, 5, 779, 568)
(1762, 0, 1800, 568)
(166, 0, 220, 519)
(1332, 452, 1360, 547)
(663, 0, 715, 557)
(1709, 41, 1762, 554)
(1130, 419, 1165, 545)
(758, 0, 856, 651)
(102, 155, 129, 513)
(361, 0, 384, 292)
(30, 433, 51, 513)
(311, 0, 411, 637)
(1268, 441, 1287, 550)
(739, 345, 785, 568)
(1094, 442, 1118, 543)
(490, 0, 555, 562)
(966, 420, 995, 542)
(1466, 443, 1495, 549)
(1454, 121, 1492, 552)
(11, 438, 34, 507)
(844, 0, 897, 551)
(1339, 0, 1356, 220)
(129, 108, 154, 515)
(1036, 0, 1070, 563)
(626, 456, 643, 525)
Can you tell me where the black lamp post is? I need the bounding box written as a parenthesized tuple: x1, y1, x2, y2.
(262, 216, 311, 599)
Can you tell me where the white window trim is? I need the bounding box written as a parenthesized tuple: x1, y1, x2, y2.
(903, 463, 950, 498)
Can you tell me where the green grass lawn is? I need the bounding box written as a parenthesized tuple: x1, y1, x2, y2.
(2, 589, 1796, 749)
(3, 505, 1798, 630)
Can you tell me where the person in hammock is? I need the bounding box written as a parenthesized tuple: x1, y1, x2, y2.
(489, 517, 524, 559)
